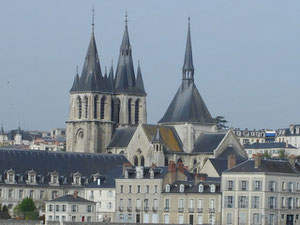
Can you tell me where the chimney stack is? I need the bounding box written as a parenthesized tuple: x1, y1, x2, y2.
(178, 162, 185, 174)
(194, 173, 208, 184)
(168, 161, 176, 183)
(123, 162, 132, 175)
(73, 191, 78, 198)
(227, 154, 236, 170)
(254, 153, 263, 169)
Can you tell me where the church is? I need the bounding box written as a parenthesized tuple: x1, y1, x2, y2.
(66, 16, 246, 172)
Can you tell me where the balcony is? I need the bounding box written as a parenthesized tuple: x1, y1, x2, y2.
(164, 207, 170, 212)
(119, 206, 124, 212)
(144, 207, 149, 212)
(209, 208, 215, 213)
(152, 207, 158, 212)
(188, 208, 194, 213)
(135, 207, 141, 212)
(197, 208, 203, 213)
(178, 207, 184, 212)
(127, 207, 132, 212)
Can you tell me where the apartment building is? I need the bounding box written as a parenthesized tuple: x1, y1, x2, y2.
(222, 154, 300, 225)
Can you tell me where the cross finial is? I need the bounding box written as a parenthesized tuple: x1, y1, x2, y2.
(124, 11, 128, 26)
(92, 6, 95, 33)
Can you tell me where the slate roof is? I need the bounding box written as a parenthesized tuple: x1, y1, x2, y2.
(51, 195, 95, 203)
(6, 130, 34, 141)
(192, 132, 226, 153)
(120, 167, 169, 179)
(217, 146, 247, 161)
(0, 148, 128, 186)
(225, 159, 299, 174)
(142, 124, 183, 152)
(164, 180, 221, 194)
(87, 165, 123, 189)
(107, 127, 137, 149)
(209, 157, 246, 176)
(244, 142, 297, 149)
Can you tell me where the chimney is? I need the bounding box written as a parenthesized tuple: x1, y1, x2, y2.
(289, 155, 296, 168)
(178, 162, 185, 174)
(73, 191, 78, 198)
(123, 162, 132, 175)
(254, 153, 263, 169)
(227, 154, 236, 170)
(194, 173, 207, 184)
(168, 161, 176, 183)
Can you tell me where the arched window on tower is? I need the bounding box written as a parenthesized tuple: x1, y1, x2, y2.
(77, 96, 82, 119)
(84, 96, 88, 119)
(133, 156, 138, 166)
(116, 99, 121, 124)
(128, 98, 132, 124)
(100, 96, 106, 119)
(94, 95, 98, 119)
(140, 156, 145, 167)
(111, 99, 114, 122)
(193, 159, 197, 173)
(135, 99, 140, 124)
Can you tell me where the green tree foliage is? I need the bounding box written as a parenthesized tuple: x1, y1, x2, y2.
(15, 198, 39, 220)
(214, 116, 229, 130)
(19, 198, 36, 212)
(263, 151, 272, 158)
(279, 149, 289, 159)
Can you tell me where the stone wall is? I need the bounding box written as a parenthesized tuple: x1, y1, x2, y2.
(0, 220, 42, 225)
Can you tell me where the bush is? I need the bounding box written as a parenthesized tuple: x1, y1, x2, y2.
(0, 205, 11, 219)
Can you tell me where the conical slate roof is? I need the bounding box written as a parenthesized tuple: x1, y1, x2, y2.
(152, 128, 163, 142)
(114, 20, 145, 95)
(159, 80, 214, 124)
(109, 63, 114, 86)
(136, 61, 145, 93)
(159, 20, 214, 125)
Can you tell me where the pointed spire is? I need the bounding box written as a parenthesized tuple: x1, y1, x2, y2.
(114, 13, 137, 93)
(182, 17, 194, 80)
(104, 66, 108, 78)
(70, 66, 80, 92)
(17, 122, 21, 134)
(109, 60, 114, 86)
(1, 124, 4, 135)
(92, 6, 95, 34)
(136, 60, 145, 93)
(152, 128, 163, 143)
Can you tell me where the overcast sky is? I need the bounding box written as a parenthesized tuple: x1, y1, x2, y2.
(0, 0, 300, 131)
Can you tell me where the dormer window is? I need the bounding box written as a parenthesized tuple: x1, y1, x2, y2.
(124, 170, 129, 179)
(8, 174, 14, 183)
(49, 171, 59, 186)
(53, 175, 58, 184)
(210, 184, 216, 193)
(75, 177, 80, 185)
(6, 169, 15, 184)
(179, 184, 185, 193)
(136, 167, 143, 179)
(166, 184, 170, 192)
(198, 184, 204, 193)
(28, 170, 36, 184)
(150, 169, 154, 179)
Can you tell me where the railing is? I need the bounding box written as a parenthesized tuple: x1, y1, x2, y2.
(152, 207, 158, 212)
(144, 206, 149, 212)
(197, 208, 203, 213)
(178, 207, 184, 212)
(119, 206, 124, 212)
(209, 208, 215, 213)
(127, 207, 132, 212)
(135, 206, 141, 212)
(188, 208, 194, 213)
(164, 207, 169, 212)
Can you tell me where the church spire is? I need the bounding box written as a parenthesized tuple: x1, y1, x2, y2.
(136, 60, 145, 93)
(182, 17, 194, 80)
(114, 12, 137, 93)
(1, 124, 4, 135)
(109, 60, 114, 86)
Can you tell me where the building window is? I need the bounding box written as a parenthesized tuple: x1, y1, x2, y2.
(135, 99, 140, 124)
(146, 185, 149, 194)
(179, 184, 184, 193)
(107, 202, 112, 209)
(164, 198, 170, 210)
(39, 190, 44, 199)
(72, 205, 77, 212)
(78, 97, 82, 119)
(268, 196, 276, 209)
(210, 184, 216, 193)
(55, 205, 59, 212)
(71, 216, 76, 222)
(225, 196, 234, 208)
(128, 99, 132, 124)
(49, 205, 53, 212)
(94, 95, 98, 119)
(129, 185, 132, 193)
(226, 213, 233, 224)
(128, 198, 132, 208)
(154, 185, 158, 193)
(8, 189, 13, 198)
(84, 96, 88, 119)
(269, 181, 276, 192)
(87, 205, 92, 213)
(165, 184, 170, 192)
(252, 196, 260, 208)
(268, 214, 274, 225)
(288, 197, 293, 209)
(29, 190, 34, 199)
(137, 185, 141, 193)
(288, 182, 294, 192)
(253, 180, 261, 191)
(238, 196, 248, 208)
(178, 214, 184, 224)
(19, 190, 23, 199)
(8, 174, 14, 183)
(198, 184, 203, 192)
(198, 199, 203, 212)
(108, 190, 113, 197)
(29, 174, 35, 183)
(164, 214, 170, 224)
(62, 205, 66, 212)
(48, 215, 53, 221)
(281, 197, 286, 208)
(178, 199, 184, 211)
(210, 199, 215, 211)
(282, 182, 286, 191)
(62, 216, 66, 221)
(128, 214, 132, 222)
(120, 185, 124, 193)
(52, 175, 58, 184)
(227, 180, 234, 191)
(253, 213, 260, 224)
(87, 216, 92, 222)
(240, 180, 248, 191)
(100, 96, 105, 119)
(136, 199, 141, 209)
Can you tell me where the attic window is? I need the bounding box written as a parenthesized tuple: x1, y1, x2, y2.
(179, 184, 185, 193)
(29, 174, 35, 184)
(198, 184, 204, 193)
(150, 169, 154, 179)
(210, 184, 216, 193)
(8, 173, 14, 183)
(125, 170, 129, 179)
(166, 184, 170, 192)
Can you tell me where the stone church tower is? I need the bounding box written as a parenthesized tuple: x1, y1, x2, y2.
(66, 17, 146, 153)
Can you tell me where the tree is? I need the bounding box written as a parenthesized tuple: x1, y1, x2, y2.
(15, 198, 38, 220)
(279, 149, 289, 159)
(214, 116, 229, 130)
(263, 151, 272, 158)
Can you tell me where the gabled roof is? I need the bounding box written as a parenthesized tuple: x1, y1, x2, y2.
(209, 157, 246, 176)
(51, 195, 95, 203)
(217, 146, 247, 161)
(142, 124, 183, 152)
(244, 142, 297, 149)
(192, 132, 226, 153)
(225, 159, 299, 174)
(107, 127, 137, 148)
